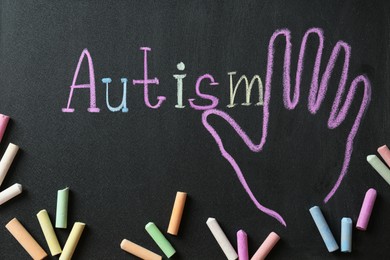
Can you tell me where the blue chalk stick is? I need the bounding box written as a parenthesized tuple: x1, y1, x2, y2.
(309, 206, 339, 252)
(341, 217, 352, 253)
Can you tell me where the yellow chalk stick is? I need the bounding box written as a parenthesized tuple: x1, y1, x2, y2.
(37, 209, 62, 256)
(120, 239, 162, 260)
(167, 191, 187, 235)
(5, 218, 47, 260)
(59, 222, 85, 260)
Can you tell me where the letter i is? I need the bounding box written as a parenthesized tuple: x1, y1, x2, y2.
(173, 62, 186, 108)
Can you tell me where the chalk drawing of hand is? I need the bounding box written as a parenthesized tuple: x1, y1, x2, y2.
(202, 28, 371, 226)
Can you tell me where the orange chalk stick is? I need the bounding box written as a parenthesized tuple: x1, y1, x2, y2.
(5, 218, 47, 260)
(251, 232, 280, 260)
(167, 191, 187, 235)
(120, 239, 162, 260)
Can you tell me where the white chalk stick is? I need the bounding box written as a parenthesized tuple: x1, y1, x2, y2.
(206, 218, 238, 260)
(0, 183, 22, 205)
(0, 143, 19, 187)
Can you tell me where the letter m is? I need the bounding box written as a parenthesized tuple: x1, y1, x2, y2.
(227, 72, 264, 108)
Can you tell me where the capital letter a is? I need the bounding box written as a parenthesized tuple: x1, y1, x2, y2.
(62, 49, 100, 112)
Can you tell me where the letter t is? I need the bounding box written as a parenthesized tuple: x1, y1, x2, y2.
(133, 47, 166, 109)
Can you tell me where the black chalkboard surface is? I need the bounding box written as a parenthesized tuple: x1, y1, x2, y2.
(0, 0, 389, 259)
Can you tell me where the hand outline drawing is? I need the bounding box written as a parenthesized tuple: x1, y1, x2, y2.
(202, 28, 371, 226)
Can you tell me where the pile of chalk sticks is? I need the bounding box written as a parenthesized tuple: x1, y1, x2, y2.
(120, 191, 187, 259)
(309, 144, 390, 253)
(3, 109, 390, 259)
(0, 114, 86, 260)
(6, 187, 85, 260)
(120, 190, 279, 260)
(207, 217, 279, 260)
(0, 114, 22, 207)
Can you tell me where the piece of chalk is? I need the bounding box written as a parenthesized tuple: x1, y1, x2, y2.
(378, 145, 390, 168)
(5, 218, 47, 260)
(309, 206, 339, 252)
(0, 183, 22, 205)
(37, 209, 62, 256)
(0, 143, 19, 187)
(367, 155, 390, 185)
(206, 217, 238, 260)
(237, 230, 249, 260)
(356, 188, 377, 231)
(145, 222, 176, 258)
(59, 222, 85, 260)
(56, 187, 69, 228)
(341, 217, 352, 252)
(120, 239, 162, 260)
(167, 191, 187, 235)
(0, 114, 9, 143)
(251, 232, 280, 260)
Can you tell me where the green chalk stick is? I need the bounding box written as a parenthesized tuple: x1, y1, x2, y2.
(367, 155, 390, 185)
(145, 222, 176, 258)
(55, 187, 69, 229)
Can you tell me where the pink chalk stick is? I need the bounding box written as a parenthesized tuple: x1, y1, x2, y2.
(356, 188, 377, 231)
(251, 232, 280, 260)
(0, 114, 9, 143)
(378, 145, 390, 168)
(237, 230, 248, 260)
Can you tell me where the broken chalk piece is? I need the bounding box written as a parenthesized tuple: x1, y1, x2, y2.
(237, 230, 249, 260)
(37, 209, 62, 256)
(0, 143, 19, 187)
(367, 155, 390, 185)
(251, 232, 280, 260)
(0, 114, 9, 143)
(145, 222, 176, 258)
(309, 206, 339, 252)
(206, 217, 238, 260)
(167, 191, 187, 236)
(378, 145, 390, 168)
(56, 187, 69, 229)
(5, 218, 47, 260)
(59, 222, 85, 260)
(341, 217, 352, 252)
(120, 239, 162, 260)
(0, 183, 22, 205)
(356, 188, 377, 231)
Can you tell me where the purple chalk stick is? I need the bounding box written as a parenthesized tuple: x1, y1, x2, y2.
(237, 230, 248, 260)
(356, 188, 377, 231)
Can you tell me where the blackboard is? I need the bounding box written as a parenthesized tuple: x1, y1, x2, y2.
(0, 0, 389, 259)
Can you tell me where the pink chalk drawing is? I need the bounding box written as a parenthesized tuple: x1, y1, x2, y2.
(188, 74, 220, 110)
(133, 47, 166, 109)
(202, 28, 372, 226)
(62, 49, 100, 113)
